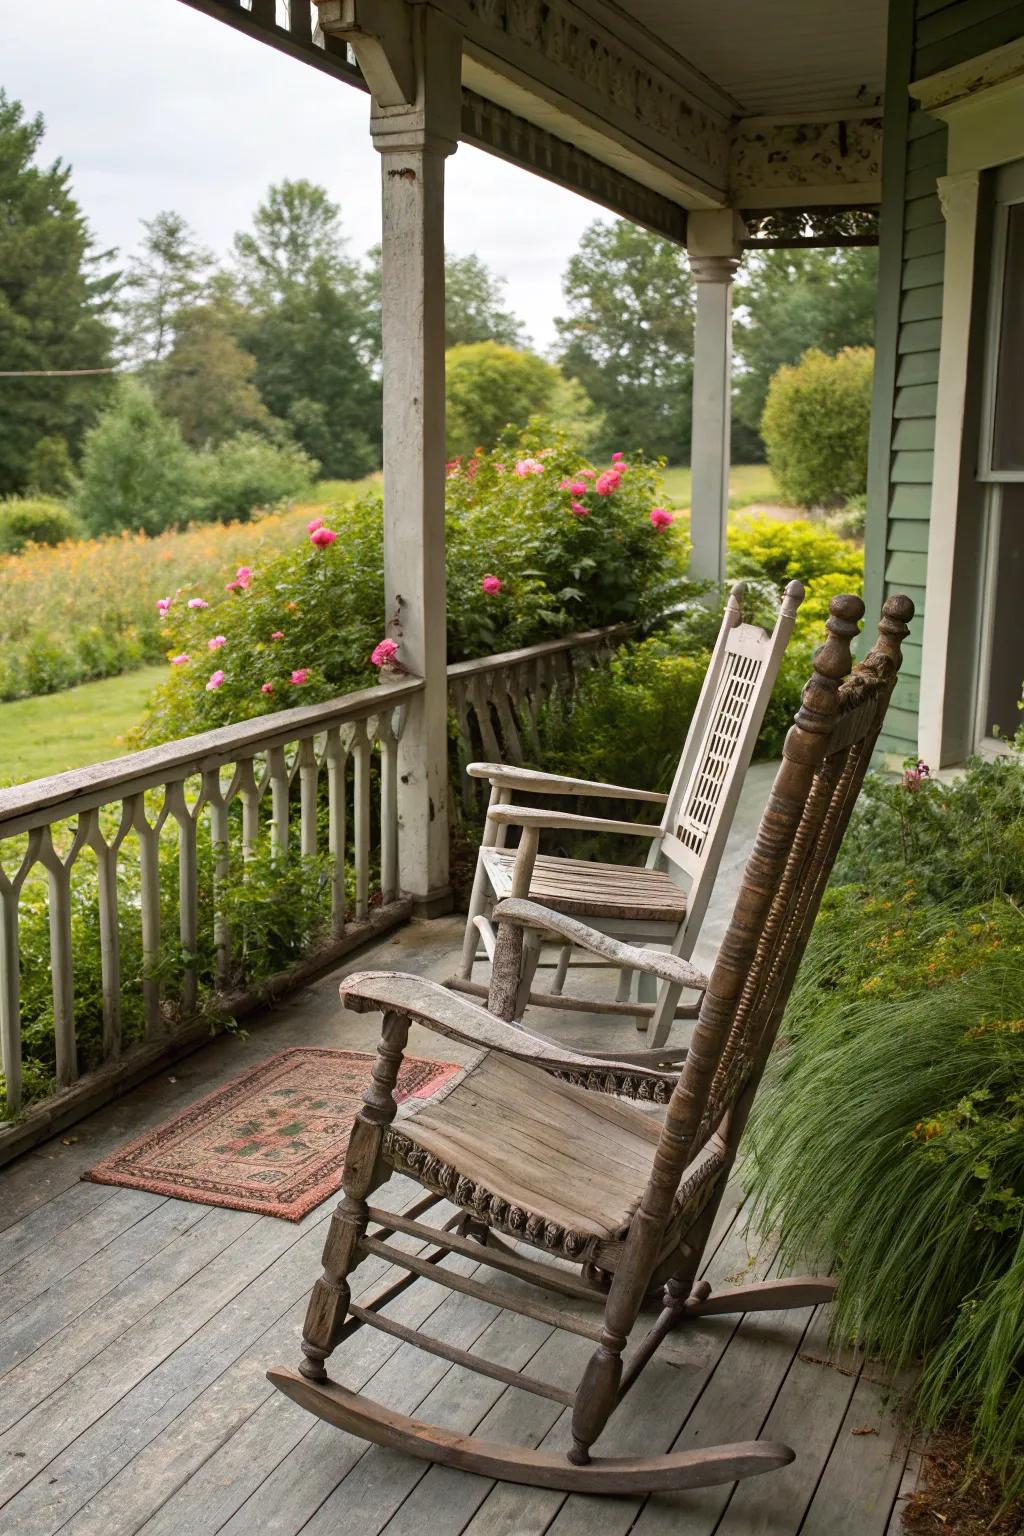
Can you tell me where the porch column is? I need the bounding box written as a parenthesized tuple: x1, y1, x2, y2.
(343, 1, 461, 914)
(686, 210, 745, 585)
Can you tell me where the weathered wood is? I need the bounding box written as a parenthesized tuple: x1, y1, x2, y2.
(466, 762, 668, 804)
(267, 1368, 794, 1494)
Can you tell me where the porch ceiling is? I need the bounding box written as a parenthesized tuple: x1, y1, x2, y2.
(615, 0, 888, 116)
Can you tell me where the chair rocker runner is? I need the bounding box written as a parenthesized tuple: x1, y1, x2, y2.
(269, 592, 915, 1496)
(453, 579, 805, 1052)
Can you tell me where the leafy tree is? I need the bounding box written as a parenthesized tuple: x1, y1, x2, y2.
(444, 253, 526, 348)
(760, 346, 874, 508)
(27, 435, 74, 496)
(73, 379, 196, 535)
(119, 211, 212, 369)
(554, 219, 695, 460)
(733, 248, 877, 456)
(444, 343, 563, 456)
(234, 182, 381, 478)
(0, 91, 117, 496)
(157, 299, 277, 448)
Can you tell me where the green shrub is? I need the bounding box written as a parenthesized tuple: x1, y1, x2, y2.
(445, 343, 564, 456)
(140, 432, 692, 743)
(761, 346, 873, 508)
(27, 435, 74, 497)
(191, 432, 318, 525)
(73, 379, 198, 536)
(0, 497, 81, 554)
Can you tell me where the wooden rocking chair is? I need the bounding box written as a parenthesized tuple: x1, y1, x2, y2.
(453, 578, 805, 1051)
(269, 592, 915, 1495)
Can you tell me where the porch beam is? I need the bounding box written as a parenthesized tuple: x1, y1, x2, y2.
(687, 210, 745, 586)
(729, 113, 883, 209)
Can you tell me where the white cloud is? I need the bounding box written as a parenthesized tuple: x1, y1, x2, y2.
(3, 0, 606, 349)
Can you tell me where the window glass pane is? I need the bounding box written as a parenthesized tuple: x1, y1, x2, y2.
(992, 204, 1024, 471)
(983, 484, 1024, 738)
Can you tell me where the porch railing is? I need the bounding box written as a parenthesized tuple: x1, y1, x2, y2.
(0, 624, 630, 1160)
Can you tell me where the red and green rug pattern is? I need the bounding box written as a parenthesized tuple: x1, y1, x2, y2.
(85, 1047, 461, 1221)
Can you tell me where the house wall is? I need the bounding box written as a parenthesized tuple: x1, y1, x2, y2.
(865, 0, 1024, 759)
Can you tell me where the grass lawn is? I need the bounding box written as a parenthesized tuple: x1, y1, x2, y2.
(661, 462, 781, 511)
(0, 665, 166, 785)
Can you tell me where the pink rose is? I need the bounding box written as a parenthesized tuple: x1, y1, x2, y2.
(261, 682, 275, 695)
(188, 597, 209, 610)
(290, 668, 309, 686)
(611, 451, 625, 462)
(225, 581, 242, 593)
(570, 501, 590, 518)
(270, 630, 284, 641)
(595, 470, 622, 496)
(310, 526, 337, 548)
(481, 574, 502, 594)
(559, 478, 589, 495)
(170, 653, 189, 666)
(513, 457, 545, 477)
(207, 635, 227, 651)
(235, 566, 252, 589)
(579, 468, 596, 479)
(649, 507, 674, 530)
(156, 597, 171, 615)
(306, 517, 324, 533)
(206, 669, 225, 691)
(370, 638, 398, 667)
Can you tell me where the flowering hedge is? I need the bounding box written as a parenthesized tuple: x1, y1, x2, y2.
(140, 431, 691, 742)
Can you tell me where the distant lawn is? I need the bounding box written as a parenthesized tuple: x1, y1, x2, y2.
(661, 462, 782, 512)
(0, 666, 166, 785)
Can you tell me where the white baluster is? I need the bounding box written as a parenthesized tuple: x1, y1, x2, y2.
(352, 718, 371, 920)
(268, 745, 290, 860)
(298, 737, 319, 860)
(379, 711, 399, 905)
(326, 727, 348, 938)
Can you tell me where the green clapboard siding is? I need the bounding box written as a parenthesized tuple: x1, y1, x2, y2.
(888, 518, 930, 552)
(892, 450, 935, 483)
(904, 192, 944, 229)
(890, 484, 934, 518)
(898, 317, 943, 352)
(894, 383, 939, 418)
(893, 417, 936, 451)
(896, 349, 941, 385)
(900, 283, 944, 321)
(902, 252, 945, 287)
(903, 221, 946, 258)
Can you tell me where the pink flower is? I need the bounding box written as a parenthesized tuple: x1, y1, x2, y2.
(170, 653, 189, 666)
(579, 468, 596, 479)
(270, 630, 284, 641)
(513, 457, 545, 477)
(559, 478, 589, 495)
(595, 469, 622, 496)
(481, 574, 502, 595)
(187, 597, 209, 610)
(207, 635, 227, 651)
(225, 581, 243, 593)
(371, 638, 398, 667)
(261, 682, 275, 695)
(611, 451, 625, 462)
(649, 507, 674, 530)
(903, 759, 930, 792)
(570, 501, 590, 518)
(306, 517, 324, 533)
(156, 597, 171, 615)
(206, 669, 225, 691)
(290, 668, 309, 686)
(310, 526, 337, 548)
(235, 566, 252, 589)
(494, 463, 506, 474)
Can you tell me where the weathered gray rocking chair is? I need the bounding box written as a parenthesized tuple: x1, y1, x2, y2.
(453, 579, 805, 1051)
(269, 592, 914, 1496)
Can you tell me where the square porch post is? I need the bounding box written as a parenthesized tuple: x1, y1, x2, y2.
(334, 0, 461, 914)
(686, 210, 745, 586)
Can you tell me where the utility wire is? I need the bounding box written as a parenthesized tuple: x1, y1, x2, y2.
(0, 367, 118, 378)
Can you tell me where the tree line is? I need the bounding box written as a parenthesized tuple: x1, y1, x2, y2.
(0, 86, 878, 503)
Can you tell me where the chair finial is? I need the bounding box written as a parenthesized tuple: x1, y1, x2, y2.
(781, 579, 804, 616)
(792, 593, 863, 743)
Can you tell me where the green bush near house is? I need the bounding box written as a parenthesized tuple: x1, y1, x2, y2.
(761, 346, 873, 509)
(744, 739, 1024, 1496)
(0, 496, 81, 554)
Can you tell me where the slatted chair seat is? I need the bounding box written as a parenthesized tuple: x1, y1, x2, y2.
(385, 1052, 664, 1246)
(482, 848, 688, 924)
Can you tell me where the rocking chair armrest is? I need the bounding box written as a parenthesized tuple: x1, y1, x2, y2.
(492, 898, 709, 993)
(487, 803, 663, 838)
(340, 970, 674, 1090)
(466, 761, 668, 806)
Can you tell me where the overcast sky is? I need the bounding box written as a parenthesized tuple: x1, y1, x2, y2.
(4, 0, 603, 351)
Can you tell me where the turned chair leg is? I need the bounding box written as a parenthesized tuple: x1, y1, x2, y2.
(550, 943, 572, 995)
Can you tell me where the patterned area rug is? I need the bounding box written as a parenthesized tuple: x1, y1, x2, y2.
(84, 1047, 461, 1221)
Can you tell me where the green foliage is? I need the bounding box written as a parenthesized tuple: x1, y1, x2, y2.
(156, 300, 278, 448)
(73, 380, 197, 536)
(555, 219, 695, 461)
(140, 434, 691, 742)
(0, 496, 81, 554)
(445, 343, 562, 456)
(733, 249, 878, 457)
(761, 346, 874, 508)
(0, 90, 116, 496)
(27, 435, 74, 496)
(190, 433, 317, 525)
(443, 252, 526, 348)
(726, 513, 863, 587)
(118, 210, 213, 369)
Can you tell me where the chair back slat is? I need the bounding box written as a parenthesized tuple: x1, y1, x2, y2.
(633, 593, 915, 1240)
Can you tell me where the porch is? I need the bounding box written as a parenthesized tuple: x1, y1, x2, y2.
(0, 760, 918, 1536)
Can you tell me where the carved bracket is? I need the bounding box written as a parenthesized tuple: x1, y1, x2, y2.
(315, 0, 416, 105)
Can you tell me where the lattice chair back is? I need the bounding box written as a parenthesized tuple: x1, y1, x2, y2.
(632, 594, 915, 1285)
(654, 578, 805, 958)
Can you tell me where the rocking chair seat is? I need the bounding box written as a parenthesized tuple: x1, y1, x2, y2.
(384, 1052, 664, 1246)
(482, 848, 688, 925)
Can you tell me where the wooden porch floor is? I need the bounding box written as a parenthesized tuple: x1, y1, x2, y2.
(0, 766, 918, 1535)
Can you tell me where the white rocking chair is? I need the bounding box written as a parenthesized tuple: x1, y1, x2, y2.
(452, 578, 805, 1053)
